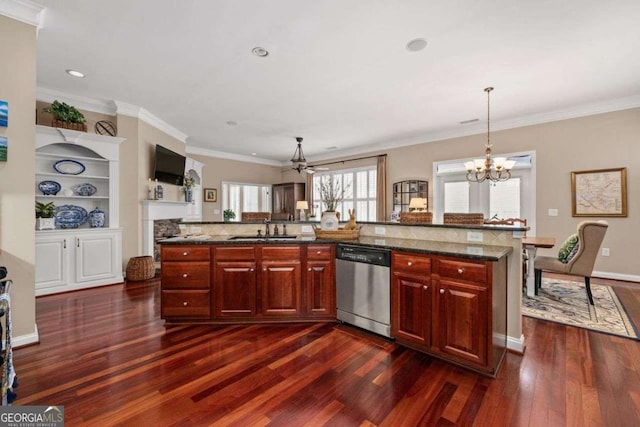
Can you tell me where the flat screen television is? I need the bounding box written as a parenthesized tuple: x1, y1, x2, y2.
(153, 144, 186, 186)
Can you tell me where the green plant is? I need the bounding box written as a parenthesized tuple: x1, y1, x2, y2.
(223, 209, 236, 221)
(183, 174, 195, 189)
(35, 201, 55, 218)
(43, 100, 86, 124)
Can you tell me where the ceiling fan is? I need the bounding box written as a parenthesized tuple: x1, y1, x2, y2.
(290, 137, 329, 174)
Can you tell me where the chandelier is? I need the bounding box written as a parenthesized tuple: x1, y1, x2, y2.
(464, 87, 515, 183)
(290, 137, 307, 173)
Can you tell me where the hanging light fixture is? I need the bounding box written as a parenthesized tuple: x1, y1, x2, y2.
(291, 137, 307, 173)
(464, 87, 515, 183)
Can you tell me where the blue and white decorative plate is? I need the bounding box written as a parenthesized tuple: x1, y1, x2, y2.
(38, 180, 61, 195)
(73, 183, 97, 196)
(53, 159, 85, 175)
(54, 205, 88, 228)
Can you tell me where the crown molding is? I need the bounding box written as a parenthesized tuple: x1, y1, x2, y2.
(113, 100, 188, 144)
(186, 145, 282, 167)
(37, 87, 117, 115)
(0, 0, 45, 28)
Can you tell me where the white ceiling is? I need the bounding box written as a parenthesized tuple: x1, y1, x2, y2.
(32, 0, 640, 165)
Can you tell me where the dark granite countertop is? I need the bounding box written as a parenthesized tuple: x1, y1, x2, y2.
(159, 234, 512, 261)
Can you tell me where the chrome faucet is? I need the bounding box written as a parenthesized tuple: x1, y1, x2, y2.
(264, 218, 271, 237)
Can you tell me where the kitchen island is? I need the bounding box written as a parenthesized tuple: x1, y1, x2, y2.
(159, 227, 515, 376)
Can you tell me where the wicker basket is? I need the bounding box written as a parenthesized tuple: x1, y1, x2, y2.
(126, 256, 155, 281)
(399, 211, 433, 224)
(312, 224, 361, 240)
(443, 212, 485, 225)
(52, 119, 87, 132)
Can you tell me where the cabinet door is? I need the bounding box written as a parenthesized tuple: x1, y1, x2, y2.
(306, 260, 335, 317)
(435, 279, 488, 366)
(391, 272, 432, 348)
(35, 235, 68, 293)
(75, 233, 119, 283)
(260, 260, 302, 316)
(214, 261, 257, 317)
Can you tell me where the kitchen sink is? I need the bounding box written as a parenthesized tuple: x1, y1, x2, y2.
(227, 235, 298, 241)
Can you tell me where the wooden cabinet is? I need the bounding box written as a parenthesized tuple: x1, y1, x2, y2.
(391, 252, 432, 348)
(391, 252, 507, 376)
(35, 125, 125, 295)
(213, 246, 257, 318)
(272, 182, 305, 220)
(305, 245, 335, 318)
(260, 246, 302, 316)
(161, 246, 211, 319)
(35, 229, 122, 296)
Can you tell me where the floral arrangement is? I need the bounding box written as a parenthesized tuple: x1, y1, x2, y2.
(183, 174, 195, 189)
(317, 179, 351, 212)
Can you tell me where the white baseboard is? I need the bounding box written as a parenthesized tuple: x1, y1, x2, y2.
(507, 334, 525, 354)
(13, 324, 39, 348)
(593, 270, 640, 283)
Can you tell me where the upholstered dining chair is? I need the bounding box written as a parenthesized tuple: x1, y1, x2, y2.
(534, 221, 608, 305)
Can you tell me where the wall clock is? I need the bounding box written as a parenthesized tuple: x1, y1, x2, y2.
(95, 120, 117, 136)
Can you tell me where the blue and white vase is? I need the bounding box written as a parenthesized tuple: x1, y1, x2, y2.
(321, 211, 339, 230)
(89, 207, 105, 228)
(185, 188, 193, 203)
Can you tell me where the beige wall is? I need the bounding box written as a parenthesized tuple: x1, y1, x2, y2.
(191, 154, 282, 221)
(0, 16, 37, 339)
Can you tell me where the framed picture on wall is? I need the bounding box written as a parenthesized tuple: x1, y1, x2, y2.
(204, 188, 217, 202)
(0, 100, 7, 127)
(571, 167, 627, 217)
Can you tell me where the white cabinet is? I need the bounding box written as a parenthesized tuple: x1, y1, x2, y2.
(35, 125, 125, 295)
(35, 230, 123, 296)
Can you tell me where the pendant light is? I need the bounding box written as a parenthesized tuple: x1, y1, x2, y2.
(291, 137, 307, 173)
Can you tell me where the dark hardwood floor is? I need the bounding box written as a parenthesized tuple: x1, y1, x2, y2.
(14, 274, 640, 426)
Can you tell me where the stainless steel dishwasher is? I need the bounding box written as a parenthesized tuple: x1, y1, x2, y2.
(335, 243, 392, 338)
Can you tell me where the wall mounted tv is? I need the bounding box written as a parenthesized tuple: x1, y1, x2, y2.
(153, 144, 186, 186)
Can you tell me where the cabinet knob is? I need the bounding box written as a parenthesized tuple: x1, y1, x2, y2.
(263, 268, 267, 271)
(316, 251, 321, 255)
(250, 268, 255, 272)
(308, 268, 312, 271)
(182, 273, 188, 278)
(457, 268, 464, 274)
(440, 289, 445, 294)
(182, 251, 188, 256)
(183, 301, 188, 306)
(407, 261, 412, 266)
(423, 285, 428, 290)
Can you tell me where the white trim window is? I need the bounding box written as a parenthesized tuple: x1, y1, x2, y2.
(433, 152, 536, 234)
(312, 166, 377, 222)
(221, 181, 271, 221)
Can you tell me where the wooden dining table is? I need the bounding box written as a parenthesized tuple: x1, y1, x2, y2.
(522, 236, 556, 297)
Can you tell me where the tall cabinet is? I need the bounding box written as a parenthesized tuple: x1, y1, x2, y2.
(35, 125, 125, 296)
(272, 182, 305, 220)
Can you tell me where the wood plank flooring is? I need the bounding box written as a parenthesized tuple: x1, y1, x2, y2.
(13, 275, 640, 426)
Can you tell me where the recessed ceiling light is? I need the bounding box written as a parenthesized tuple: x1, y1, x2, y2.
(251, 47, 269, 57)
(459, 118, 480, 125)
(66, 69, 85, 78)
(251, 152, 257, 156)
(406, 38, 427, 52)
(226, 120, 238, 126)
(326, 146, 338, 150)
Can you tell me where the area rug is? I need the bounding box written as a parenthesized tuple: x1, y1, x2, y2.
(522, 278, 639, 340)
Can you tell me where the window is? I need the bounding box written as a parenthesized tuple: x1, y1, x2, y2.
(221, 181, 271, 221)
(433, 152, 535, 232)
(312, 166, 377, 221)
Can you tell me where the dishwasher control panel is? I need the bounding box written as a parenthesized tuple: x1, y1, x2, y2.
(336, 244, 391, 267)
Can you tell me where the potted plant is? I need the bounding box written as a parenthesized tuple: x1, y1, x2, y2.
(35, 201, 56, 230)
(317, 179, 351, 230)
(183, 174, 196, 203)
(42, 100, 87, 131)
(223, 209, 236, 222)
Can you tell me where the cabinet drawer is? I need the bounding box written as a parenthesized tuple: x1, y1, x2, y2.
(307, 245, 332, 260)
(161, 290, 210, 318)
(438, 258, 488, 284)
(215, 246, 255, 261)
(392, 253, 431, 275)
(161, 261, 210, 289)
(261, 246, 301, 260)
(162, 246, 210, 261)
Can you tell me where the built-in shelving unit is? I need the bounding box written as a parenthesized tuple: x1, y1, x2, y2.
(35, 125, 125, 296)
